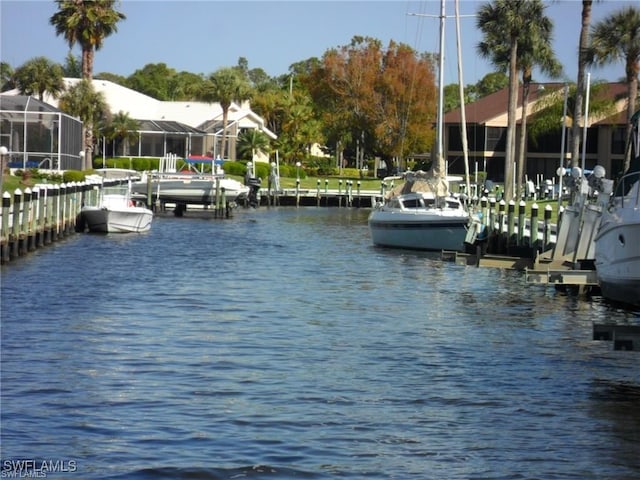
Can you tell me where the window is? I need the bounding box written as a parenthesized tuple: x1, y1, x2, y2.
(486, 127, 506, 152)
(611, 127, 626, 155)
(402, 198, 423, 209)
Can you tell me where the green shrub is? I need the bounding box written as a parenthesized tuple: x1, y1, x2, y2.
(46, 172, 63, 183)
(221, 161, 244, 176)
(131, 157, 150, 171)
(254, 162, 270, 180)
(307, 156, 335, 176)
(278, 164, 307, 179)
(338, 168, 360, 178)
(63, 170, 85, 183)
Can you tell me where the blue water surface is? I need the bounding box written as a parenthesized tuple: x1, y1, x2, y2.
(1, 207, 639, 479)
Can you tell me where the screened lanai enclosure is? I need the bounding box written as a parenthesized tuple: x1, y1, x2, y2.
(0, 95, 83, 170)
(99, 119, 209, 159)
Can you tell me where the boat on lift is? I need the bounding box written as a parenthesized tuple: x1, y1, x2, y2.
(594, 110, 640, 306)
(132, 154, 249, 206)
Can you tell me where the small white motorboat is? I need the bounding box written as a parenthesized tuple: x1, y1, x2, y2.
(81, 184, 153, 233)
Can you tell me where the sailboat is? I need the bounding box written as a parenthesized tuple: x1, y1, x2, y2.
(368, 0, 471, 251)
(593, 109, 640, 306)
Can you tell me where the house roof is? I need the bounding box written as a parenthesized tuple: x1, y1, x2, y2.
(197, 108, 278, 139)
(136, 119, 205, 135)
(0, 94, 78, 124)
(444, 82, 628, 127)
(0, 95, 61, 113)
(2, 78, 277, 138)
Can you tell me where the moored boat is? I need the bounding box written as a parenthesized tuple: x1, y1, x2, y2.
(594, 110, 640, 306)
(368, 173, 470, 251)
(81, 184, 153, 233)
(368, 0, 471, 252)
(132, 155, 249, 206)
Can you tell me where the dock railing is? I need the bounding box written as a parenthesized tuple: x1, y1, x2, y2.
(0, 177, 126, 264)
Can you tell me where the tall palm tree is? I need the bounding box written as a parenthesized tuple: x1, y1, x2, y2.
(571, 0, 593, 170)
(478, 1, 561, 199)
(515, 23, 562, 199)
(50, 0, 125, 168)
(587, 5, 640, 172)
(199, 67, 251, 161)
(477, 0, 535, 200)
(13, 57, 65, 102)
(58, 79, 108, 169)
(50, 0, 125, 81)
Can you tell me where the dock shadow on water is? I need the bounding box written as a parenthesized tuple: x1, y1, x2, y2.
(1, 207, 638, 479)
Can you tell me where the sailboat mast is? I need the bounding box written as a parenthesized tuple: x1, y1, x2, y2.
(435, 0, 446, 171)
(454, 0, 471, 198)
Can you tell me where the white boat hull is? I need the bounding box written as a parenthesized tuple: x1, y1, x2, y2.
(368, 209, 469, 251)
(132, 177, 249, 204)
(594, 221, 640, 306)
(594, 175, 640, 306)
(82, 206, 153, 233)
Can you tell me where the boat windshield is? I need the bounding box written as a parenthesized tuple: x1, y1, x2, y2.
(614, 171, 640, 203)
(401, 197, 423, 209)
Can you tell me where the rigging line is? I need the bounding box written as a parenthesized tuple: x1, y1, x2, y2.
(398, 1, 428, 168)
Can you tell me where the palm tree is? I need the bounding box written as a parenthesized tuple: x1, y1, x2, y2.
(477, 0, 535, 200)
(62, 52, 82, 77)
(199, 67, 251, 161)
(50, 0, 125, 81)
(103, 111, 140, 156)
(57, 79, 108, 169)
(515, 20, 562, 199)
(587, 5, 640, 172)
(478, 1, 561, 199)
(13, 57, 65, 101)
(50, 0, 125, 168)
(278, 93, 323, 163)
(1, 62, 15, 92)
(571, 0, 593, 170)
(237, 129, 270, 161)
(528, 82, 616, 144)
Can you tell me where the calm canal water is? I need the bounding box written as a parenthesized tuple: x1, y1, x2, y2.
(1, 207, 639, 479)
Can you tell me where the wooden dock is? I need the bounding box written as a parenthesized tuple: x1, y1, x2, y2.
(255, 186, 382, 208)
(0, 178, 128, 264)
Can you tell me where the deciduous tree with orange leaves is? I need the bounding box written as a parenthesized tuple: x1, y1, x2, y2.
(304, 36, 437, 169)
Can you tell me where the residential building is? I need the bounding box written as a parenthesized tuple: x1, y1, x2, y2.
(443, 82, 629, 184)
(1, 78, 277, 168)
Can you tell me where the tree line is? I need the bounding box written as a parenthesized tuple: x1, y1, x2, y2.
(1, 0, 639, 201)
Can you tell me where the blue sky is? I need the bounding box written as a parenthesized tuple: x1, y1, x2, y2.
(0, 0, 634, 87)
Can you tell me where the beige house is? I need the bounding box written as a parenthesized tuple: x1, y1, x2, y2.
(443, 82, 629, 183)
